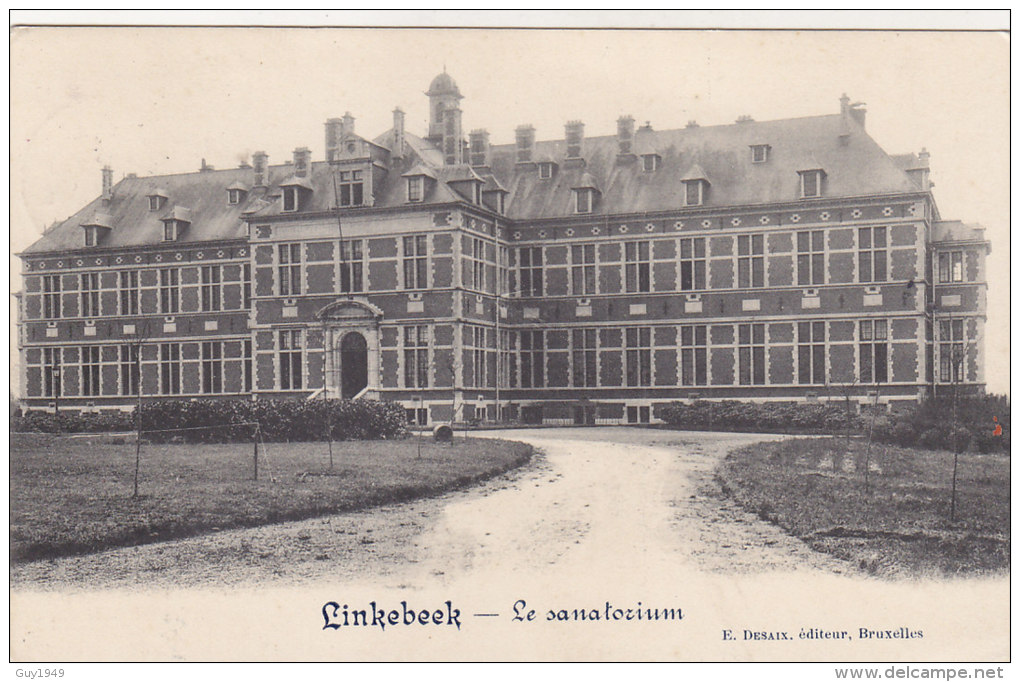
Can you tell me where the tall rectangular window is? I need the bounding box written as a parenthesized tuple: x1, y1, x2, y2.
(407, 176, 424, 202)
(571, 329, 597, 388)
(939, 319, 965, 383)
(200, 265, 222, 312)
(119, 271, 139, 315)
(571, 244, 596, 296)
(737, 234, 765, 288)
(625, 327, 652, 387)
(159, 268, 180, 314)
(467, 325, 488, 388)
(159, 342, 181, 395)
(403, 235, 428, 289)
(465, 237, 486, 291)
(279, 330, 303, 390)
(202, 341, 223, 394)
(243, 339, 253, 393)
(624, 241, 651, 293)
(797, 231, 825, 286)
(797, 321, 826, 385)
(42, 275, 62, 320)
(859, 320, 889, 384)
(79, 273, 99, 317)
(403, 325, 429, 388)
(520, 330, 544, 388)
(499, 245, 510, 297)
(242, 263, 252, 309)
(800, 170, 824, 198)
(80, 346, 101, 396)
(339, 170, 364, 206)
(738, 323, 766, 385)
(501, 329, 516, 390)
(339, 239, 364, 293)
(119, 344, 139, 396)
(858, 227, 888, 283)
(42, 347, 61, 397)
(282, 187, 299, 212)
(519, 247, 543, 297)
(680, 325, 707, 386)
(679, 238, 706, 291)
(278, 244, 302, 296)
(938, 251, 964, 283)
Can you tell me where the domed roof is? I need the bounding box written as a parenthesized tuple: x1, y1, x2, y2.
(427, 71, 462, 98)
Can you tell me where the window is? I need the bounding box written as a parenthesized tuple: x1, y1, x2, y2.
(642, 154, 660, 172)
(159, 343, 182, 395)
(538, 162, 554, 180)
(83, 226, 100, 247)
(858, 227, 888, 283)
(938, 251, 964, 283)
(939, 319, 965, 383)
(519, 246, 543, 297)
(683, 180, 705, 206)
(242, 263, 252, 309)
(201, 341, 223, 394)
(679, 238, 706, 291)
(163, 221, 181, 242)
(797, 230, 825, 286)
(575, 189, 593, 214)
(278, 244, 302, 296)
(339, 170, 364, 206)
(42, 275, 61, 319)
(403, 326, 430, 388)
(571, 244, 596, 296)
(148, 195, 164, 211)
(625, 241, 651, 293)
(42, 347, 61, 397)
(859, 320, 889, 384)
(467, 325, 489, 388)
(501, 329, 516, 390)
(466, 237, 486, 291)
(680, 325, 707, 386)
(472, 182, 482, 205)
(119, 271, 139, 315)
(797, 321, 826, 385)
(737, 234, 765, 288)
(572, 329, 597, 387)
(119, 344, 139, 396)
(338, 240, 364, 293)
(159, 268, 180, 314)
(79, 272, 99, 317)
(81, 346, 101, 396)
(407, 176, 424, 202)
(499, 245, 510, 297)
(403, 235, 428, 289)
(520, 330, 544, 388)
(282, 186, 299, 212)
(627, 405, 651, 424)
(799, 170, 824, 198)
(625, 327, 652, 387)
(200, 265, 222, 312)
(279, 330, 303, 390)
(243, 339, 253, 393)
(406, 408, 429, 426)
(751, 145, 770, 163)
(227, 189, 244, 205)
(738, 323, 766, 385)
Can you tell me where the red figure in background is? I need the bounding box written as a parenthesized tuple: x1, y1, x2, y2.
(992, 416, 1002, 437)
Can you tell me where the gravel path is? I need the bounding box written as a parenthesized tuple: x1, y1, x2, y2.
(11, 427, 850, 591)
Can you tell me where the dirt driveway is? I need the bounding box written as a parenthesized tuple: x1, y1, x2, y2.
(12, 427, 847, 590)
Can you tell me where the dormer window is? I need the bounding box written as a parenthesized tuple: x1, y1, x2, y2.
(338, 170, 364, 207)
(227, 188, 246, 205)
(683, 179, 707, 207)
(147, 193, 167, 211)
(83, 226, 100, 247)
(538, 162, 555, 180)
(163, 220, 182, 241)
(283, 186, 300, 212)
(472, 182, 482, 205)
(642, 154, 660, 172)
(575, 188, 594, 214)
(751, 145, 770, 163)
(407, 176, 424, 203)
(799, 169, 826, 198)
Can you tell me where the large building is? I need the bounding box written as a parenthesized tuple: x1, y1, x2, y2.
(16, 72, 989, 424)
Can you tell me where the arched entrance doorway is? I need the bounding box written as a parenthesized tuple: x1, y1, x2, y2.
(340, 331, 368, 399)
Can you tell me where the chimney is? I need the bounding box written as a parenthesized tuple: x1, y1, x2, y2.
(469, 129, 490, 168)
(252, 151, 268, 187)
(735, 115, 754, 124)
(442, 106, 463, 165)
(617, 115, 635, 156)
(907, 148, 932, 191)
(199, 158, 214, 171)
(565, 120, 584, 159)
(293, 147, 311, 177)
(101, 166, 113, 202)
(341, 112, 356, 137)
(392, 107, 406, 161)
(686, 120, 699, 129)
(515, 124, 535, 164)
(325, 118, 343, 162)
(841, 93, 867, 129)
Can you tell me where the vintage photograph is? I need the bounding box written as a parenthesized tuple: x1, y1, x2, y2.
(9, 18, 1009, 666)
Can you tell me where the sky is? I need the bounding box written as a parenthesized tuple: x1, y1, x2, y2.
(7, 24, 1010, 395)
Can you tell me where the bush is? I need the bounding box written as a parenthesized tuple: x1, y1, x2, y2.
(657, 400, 864, 435)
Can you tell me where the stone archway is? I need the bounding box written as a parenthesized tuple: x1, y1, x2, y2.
(316, 298, 383, 400)
(340, 331, 368, 399)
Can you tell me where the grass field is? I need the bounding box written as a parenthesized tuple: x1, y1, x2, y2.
(718, 437, 1010, 577)
(10, 432, 533, 563)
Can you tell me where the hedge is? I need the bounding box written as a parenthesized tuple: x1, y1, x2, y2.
(658, 400, 863, 435)
(10, 398, 409, 443)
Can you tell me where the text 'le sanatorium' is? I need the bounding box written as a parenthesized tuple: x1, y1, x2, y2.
(321, 600, 685, 631)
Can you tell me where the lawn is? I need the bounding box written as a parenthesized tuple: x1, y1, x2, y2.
(718, 437, 1009, 577)
(10, 432, 533, 563)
